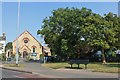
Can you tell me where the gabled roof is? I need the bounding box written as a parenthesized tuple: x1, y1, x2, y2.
(13, 30, 42, 46)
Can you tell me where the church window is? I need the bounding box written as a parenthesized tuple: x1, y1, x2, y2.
(24, 39, 28, 43)
(23, 37, 29, 44)
(33, 48, 35, 52)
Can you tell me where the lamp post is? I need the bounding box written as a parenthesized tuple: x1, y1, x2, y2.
(16, 0, 20, 65)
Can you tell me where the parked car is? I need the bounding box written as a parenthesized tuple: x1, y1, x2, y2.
(29, 53, 38, 61)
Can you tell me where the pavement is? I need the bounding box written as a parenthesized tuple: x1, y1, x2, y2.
(0, 59, 119, 78)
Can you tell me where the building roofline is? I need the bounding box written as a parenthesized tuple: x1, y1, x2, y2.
(13, 30, 42, 46)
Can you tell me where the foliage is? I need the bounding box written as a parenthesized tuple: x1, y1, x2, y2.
(0, 43, 3, 50)
(18, 52, 21, 57)
(42, 62, 120, 73)
(40, 54, 44, 59)
(25, 55, 30, 62)
(11, 54, 15, 58)
(0, 54, 2, 60)
(5, 42, 13, 52)
(1, 53, 6, 61)
(37, 7, 120, 63)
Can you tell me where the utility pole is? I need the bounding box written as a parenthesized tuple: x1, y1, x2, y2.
(16, 0, 20, 65)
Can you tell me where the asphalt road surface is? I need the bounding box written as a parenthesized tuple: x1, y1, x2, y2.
(1, 68, 43, 78)
(1, 68, 119, 80)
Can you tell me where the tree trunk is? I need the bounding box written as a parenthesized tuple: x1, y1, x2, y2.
(102, 49, 106, 64)
(77, 48, 81, 59)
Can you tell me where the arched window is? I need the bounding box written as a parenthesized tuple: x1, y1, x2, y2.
(33, 48, 35, 53)
(32, 45, 36, 53)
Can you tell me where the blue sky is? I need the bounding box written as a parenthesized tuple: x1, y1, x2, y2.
(2, 2, 118, 45)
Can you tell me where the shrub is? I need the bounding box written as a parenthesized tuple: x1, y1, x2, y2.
(2, 53, 6, 61)
(25, 55, 30, 62)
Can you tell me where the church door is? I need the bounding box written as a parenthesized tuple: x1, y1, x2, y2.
(23, 51, 28, 58)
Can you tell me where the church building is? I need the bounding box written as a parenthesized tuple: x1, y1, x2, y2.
(12, 31, 43, 60)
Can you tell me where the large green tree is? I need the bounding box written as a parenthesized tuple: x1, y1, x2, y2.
(38, 7, 93, 60)
(37, 7, 119, 63)
(84, 12, 119, 64)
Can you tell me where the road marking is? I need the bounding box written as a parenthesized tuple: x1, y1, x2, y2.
(32, 72, 61, 78)
(14, 75, 24, 78)
(32, 72, 40, 75)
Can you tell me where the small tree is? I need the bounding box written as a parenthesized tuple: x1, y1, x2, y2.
(5, 42, 13, 52)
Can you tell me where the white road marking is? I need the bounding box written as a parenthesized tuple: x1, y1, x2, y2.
(14, 75, 24, 78)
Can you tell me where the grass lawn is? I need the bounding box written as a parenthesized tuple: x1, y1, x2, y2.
(4, 64, 24, 67)
(41, 62, 120, 73)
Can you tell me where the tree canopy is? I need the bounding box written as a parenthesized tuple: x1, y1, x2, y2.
(37, 7, 120, 62)
(5, 42, 13, 52)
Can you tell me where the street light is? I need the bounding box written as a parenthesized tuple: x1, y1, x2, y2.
(16, 0, 20, 65)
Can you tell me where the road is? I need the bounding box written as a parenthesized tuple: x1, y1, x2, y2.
(1, 60, 119, 79)
(1, 68, 119, 80)
(2, 68, 43, 78)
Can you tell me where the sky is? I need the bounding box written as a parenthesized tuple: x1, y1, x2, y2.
(1, 2, 118, 46)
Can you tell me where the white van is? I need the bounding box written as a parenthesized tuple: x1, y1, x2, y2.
(29, 53, 38, 61)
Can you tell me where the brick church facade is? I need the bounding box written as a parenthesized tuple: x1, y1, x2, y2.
(12, 31, 43, 60)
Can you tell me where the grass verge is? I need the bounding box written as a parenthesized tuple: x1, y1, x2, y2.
(41, 62, 120, 73)
(4, 64, 24, 67)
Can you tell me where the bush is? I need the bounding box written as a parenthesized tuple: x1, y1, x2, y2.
(0, 54, 2, 60)
(2, 53, 6, 61)
(25, 55, 30, 62)
(40, 54, 44, 60)
(11, 54, 15, 60)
